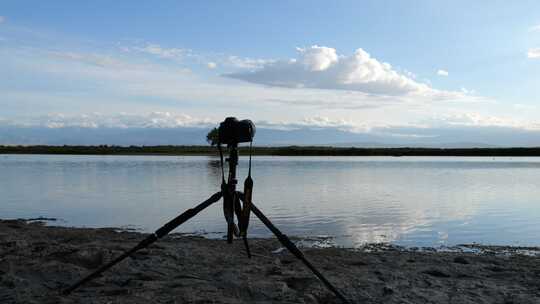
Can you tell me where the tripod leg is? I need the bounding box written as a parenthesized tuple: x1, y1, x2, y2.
(242, 235, 252, 258)
(245, 199, 351, 304)
(222, 184, 236, 243)
(63, 192, 223, 295)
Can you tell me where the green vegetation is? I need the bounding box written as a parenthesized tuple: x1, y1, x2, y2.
(206, 128, 219, 146)
(1, 145, 540, 156)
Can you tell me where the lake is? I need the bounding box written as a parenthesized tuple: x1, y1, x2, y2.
(1, 154, 539, 248)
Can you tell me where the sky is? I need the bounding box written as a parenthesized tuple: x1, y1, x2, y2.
(1, 1, 540, 146)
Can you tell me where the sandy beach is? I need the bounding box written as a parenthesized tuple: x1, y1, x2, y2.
(1, 219, 539, 304)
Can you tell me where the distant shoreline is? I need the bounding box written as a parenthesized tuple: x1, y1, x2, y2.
(2, 145, 540, 157)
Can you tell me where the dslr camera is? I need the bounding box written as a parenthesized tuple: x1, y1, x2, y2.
(218, 117, 256, 145)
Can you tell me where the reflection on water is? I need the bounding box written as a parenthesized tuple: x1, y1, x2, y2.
(205, 159, 222, 179)
(1, 154, 540, 248)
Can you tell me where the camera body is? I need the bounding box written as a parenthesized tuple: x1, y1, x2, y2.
(218, 117, 256, 145)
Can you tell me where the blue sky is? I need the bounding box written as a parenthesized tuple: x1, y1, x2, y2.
(1, 1, 540, 145)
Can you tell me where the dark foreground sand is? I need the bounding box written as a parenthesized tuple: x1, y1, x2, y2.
(1, 220, 540, 304)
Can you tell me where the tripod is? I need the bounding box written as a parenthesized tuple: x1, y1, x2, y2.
(63, 139, 351, 303)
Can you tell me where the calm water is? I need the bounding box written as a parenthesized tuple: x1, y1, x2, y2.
(1, 154, 540, 248)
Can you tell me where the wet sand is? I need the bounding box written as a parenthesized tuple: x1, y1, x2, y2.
(1, 219, 539, 304)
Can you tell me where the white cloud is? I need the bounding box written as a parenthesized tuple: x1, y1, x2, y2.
(226, 46, 456, 96)
(460, 87, 475, 95)
(125, 43, 191, 60)
(297, 45, 338, 71)
(403, 70, 417, 79)
(226, 56, 274, 69)
(1, 112, 367, 131)
(528, 48, 540, 59)
(121, 41, 275, 70)
(0, 112, 423, 135)
(52, 52, 132, 69)
(437, 69, 449, 76)
(513, 103, 537, 111)
(0, 16, 5, 24)
(256, 116, 370, 132)
(14, 49, 396, 110)
(5, 112, 215, 129)
(7, 111, 539, 136)
(530, 25, 540, 32)
(428, 113, 540, 130)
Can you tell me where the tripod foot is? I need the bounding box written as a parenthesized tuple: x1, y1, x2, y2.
(242, 236, 252, 259)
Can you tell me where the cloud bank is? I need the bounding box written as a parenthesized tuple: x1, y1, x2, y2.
(2, 111, 538, 133)
(226, 46, 455, 97)
(3, 112, 540, 147)
(4, 112, 215, 129)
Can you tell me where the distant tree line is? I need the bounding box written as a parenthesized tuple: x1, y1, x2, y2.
(2, 145, 540, 156)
